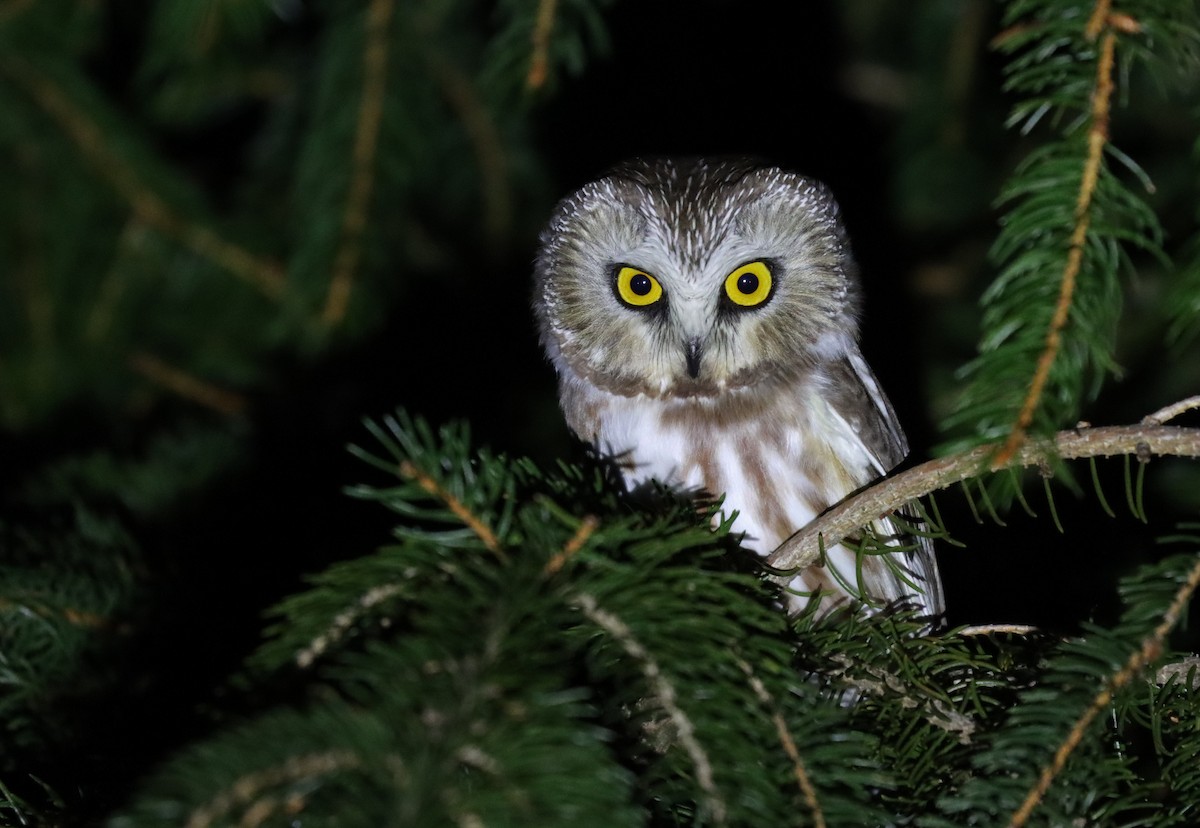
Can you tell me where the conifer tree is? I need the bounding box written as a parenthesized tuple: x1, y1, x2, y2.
(2, 1, 1200, 826)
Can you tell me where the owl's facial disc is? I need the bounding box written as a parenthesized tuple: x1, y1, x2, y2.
(534, 159, 862, 401)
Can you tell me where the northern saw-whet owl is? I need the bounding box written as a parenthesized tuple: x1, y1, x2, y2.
(533, 157, 943, 617)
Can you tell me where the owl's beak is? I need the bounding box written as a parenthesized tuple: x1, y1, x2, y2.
(684, 337, 703, 379)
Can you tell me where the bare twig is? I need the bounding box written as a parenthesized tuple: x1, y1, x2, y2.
(957, 624, 1040, 637)
(1155, 655, 1200, 685)
(769, 422, 1200, 573)
(1142, 395, 1200, 425)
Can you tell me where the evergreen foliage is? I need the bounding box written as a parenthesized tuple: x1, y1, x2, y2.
(940, 0, 1199, 456)
(105, 416, 1200, 826)
(2, 0, 1200, 825)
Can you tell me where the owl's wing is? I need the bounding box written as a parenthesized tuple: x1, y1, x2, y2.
(829, 350, 908, 471)
(823, 351, 945, 618)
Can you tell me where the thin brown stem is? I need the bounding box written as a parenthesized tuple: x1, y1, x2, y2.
(2, 58, 286, 299)
(425, 52, 512, 247)
(185, 751, 363, 828)
(544, 515, 599, 575)
(735, 657, 826, 827)
(398, 460, 507, 560)
(1085, 0, 1113, 36)
(128, 352, 247, 416)
(322, 0, 394, 326)
(526, 0, 559, 90)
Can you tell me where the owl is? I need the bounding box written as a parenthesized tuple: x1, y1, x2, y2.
(532, 157, 943, 618)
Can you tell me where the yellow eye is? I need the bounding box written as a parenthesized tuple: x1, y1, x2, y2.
(723, 260, 773, 307)
(614, 266, 663, 308)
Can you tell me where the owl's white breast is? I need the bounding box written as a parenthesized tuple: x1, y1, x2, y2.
(558, 367, 877, 557)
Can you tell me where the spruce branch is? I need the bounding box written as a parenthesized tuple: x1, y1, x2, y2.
(293, 583, 405, 669)
(0, 58, 286, 299)
(397, 459, 507, 560)
(183, 750, 364, 828)
(942, 0, 1169, 457)
(1006, 553, 1200, 828)
(320, 0, 394, 327)
(994, 3, 1119, 466)
(573, 591, 727, 826)
(526, 0, 559, 90)
(127, 352, 247, 416)
(735, 656, 826, 828)
(423, 50, 512, 247)
(543, 513, 599, 575)
(769, 418, 1200, 573)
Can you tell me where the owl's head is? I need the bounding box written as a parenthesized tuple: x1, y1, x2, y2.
(533, 157, 862, 399)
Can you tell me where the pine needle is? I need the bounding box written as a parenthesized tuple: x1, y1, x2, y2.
(1089, 456, 1117, 518)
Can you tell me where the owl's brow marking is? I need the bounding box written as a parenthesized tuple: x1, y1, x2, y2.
(573, 592, 727, 825)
